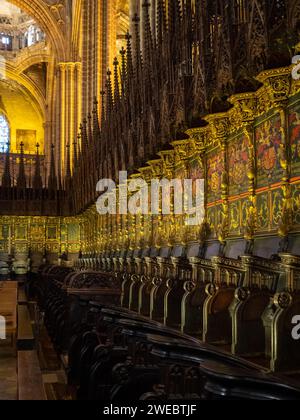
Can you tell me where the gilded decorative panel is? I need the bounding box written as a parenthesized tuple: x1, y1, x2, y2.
(272, 189, 283, 228)
(241, 199, 252, 231)
(228, 133, 250, 196)
(257, 193, 270, 232)
(76, 77, 300, 255)
(15, 225, 27, 240)
(15, 243, 28, 253)
(188, 155, 205, 199)
(30, 223, 44, 242)
(31, 243, 44, 253)
(1, 225, 9, 240)
(292, 183, 300, 226)
(46, 243, 60, 253)
(174, 164, 186, 180)
(207, 149, 225, 202)
(229, 200, 241, 234)
(207, 206, 217, 239)
(60, 224, 67, 242)
(67, 224, 80, 242)
(256, 114, 283, 188)
(47, 226, 57, 240)
(0, 216, 82, 257)
(289, 104, 300, 177)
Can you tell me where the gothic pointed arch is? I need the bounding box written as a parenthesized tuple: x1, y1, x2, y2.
(7, 0, 66, 60)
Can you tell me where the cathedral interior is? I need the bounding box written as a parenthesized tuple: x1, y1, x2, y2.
(0, 0, 300, 403)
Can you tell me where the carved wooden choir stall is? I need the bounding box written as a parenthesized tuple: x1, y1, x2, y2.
(2, 0, 300, 401)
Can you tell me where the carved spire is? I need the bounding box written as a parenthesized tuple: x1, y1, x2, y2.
(120, 46, 127, 96)
(100, 90, 106, 127)
(87, 113, 95, 186)
(113, 57, 120, 103)
(106, 70, 113, 117)
(81, 119, 88, 154)
(157, 0, 167, 47)
(17, 141, 27, 189)
(66, 143, 71, 180)
(33, 142, 43, 190)
(73, 135, 79, 168)
(93, 97, 100, 139)
(142, 1, 153, 53)
(92, 98, 101, 171)
(66, 0, 290, 216)
(126, 31, 134, 80)
(133, 13, 142, 72)
(87, 113, 93, 147)
(48, 144, 57, 191)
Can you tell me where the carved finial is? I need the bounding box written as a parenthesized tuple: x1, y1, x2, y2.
(106, 70, 113, 114)
(33, 141, 43, 190)
(120, 47, 127, 95)
(17, 141, 26, 189)
(48, 143, 57, 191)
(113, 57, 120, 101)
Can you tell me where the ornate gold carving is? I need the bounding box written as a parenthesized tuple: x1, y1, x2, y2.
(185, 128, 207, 151)
(172, 139, 193, 164)
(235, 287, 250, 302)
(78, 64, 300, 257)
(256, 68, 291, 109)
(229, 93, 258, 128)
(278, 181, 293, 238)
(274, 292, 293, 309)
(205, 283, 219, 296)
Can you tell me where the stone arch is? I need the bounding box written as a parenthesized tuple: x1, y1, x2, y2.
(4, 65, 46, 118)
(14, 49, 52, 74)
(6, 0, 66, 61)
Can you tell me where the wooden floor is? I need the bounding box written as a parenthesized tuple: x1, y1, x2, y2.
(0, 281, 66, 400)
(18, 351, 46, 400)
(0, 344, 17, 400)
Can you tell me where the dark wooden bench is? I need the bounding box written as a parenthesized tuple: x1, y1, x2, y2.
(35, 262, 300, 400)
(17, 304, 35, 350)
(66, 302, 300, 401)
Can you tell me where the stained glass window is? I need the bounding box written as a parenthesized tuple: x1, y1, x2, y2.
(0, 115, 10, 152)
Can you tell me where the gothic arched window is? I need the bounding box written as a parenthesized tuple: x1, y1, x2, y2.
(0, 115, 10, 152)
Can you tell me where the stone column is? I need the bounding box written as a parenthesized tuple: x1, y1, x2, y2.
(58, 63, 66, 175)
(74, 62, 82, 141)
(55, 65, 62, 183)
(12, 33, 19, 51)
(57, 62, 80, 178)
(43, 121, 52, 183)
